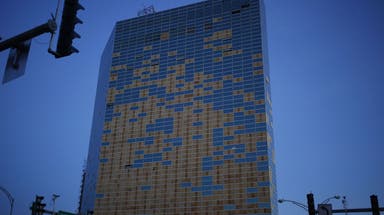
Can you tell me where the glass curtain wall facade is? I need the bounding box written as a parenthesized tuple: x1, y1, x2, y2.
(81, 0, 277, 214)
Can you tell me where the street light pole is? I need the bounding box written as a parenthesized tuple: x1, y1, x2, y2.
(10, 198, 14, 215)
(0, 186, 15, 215)
(52, 194, 60, 214)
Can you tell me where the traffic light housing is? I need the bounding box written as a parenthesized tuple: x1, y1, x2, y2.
(31, 196, 46, 215)
(55, 0, 84, 58)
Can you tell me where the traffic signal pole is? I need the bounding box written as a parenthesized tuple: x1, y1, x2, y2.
(305, 193, 384, 215)
(0, 20, 56, 52)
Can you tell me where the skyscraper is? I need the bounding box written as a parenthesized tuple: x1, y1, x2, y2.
(80, 0, 277, 214)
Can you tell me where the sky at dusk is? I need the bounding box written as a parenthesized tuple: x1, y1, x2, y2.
(1, 0, 383, 215)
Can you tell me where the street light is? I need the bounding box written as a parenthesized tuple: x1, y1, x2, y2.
(321, 195, 341, 204)
(278, 198, 308, 210)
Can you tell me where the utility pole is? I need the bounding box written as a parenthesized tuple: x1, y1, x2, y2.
(371, 195, 380, 215)
(307, 193, 316, 215)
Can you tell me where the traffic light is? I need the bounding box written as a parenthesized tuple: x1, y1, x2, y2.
(307, 193, 316, 215)
(36, 196, 46, 215)
(55, 0, 84, 58)
(31, 196, 46, 215)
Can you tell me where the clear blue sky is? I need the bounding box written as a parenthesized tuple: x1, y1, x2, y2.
(1, 0, 383, 215)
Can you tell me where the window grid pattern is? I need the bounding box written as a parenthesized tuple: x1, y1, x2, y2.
(94, 0, 277, 214)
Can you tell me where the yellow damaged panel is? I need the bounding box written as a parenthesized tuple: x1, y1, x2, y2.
(252, 53, 262, 59)
(223, 75, 233, 80)
(213, 44, 232, 51)
(234, 77, 243, 82)
(223, 49, 242, 57)
(110, 64, 127, 71)
(253, 62, 263, 67)
(109, 73, 118, 81)
(151, 54, 160, 59)
(143, 45, 152, 51)
(204, 37, 212, 42)
(213, 17, 222, 23)
(255, 99, 265, 105)
(213, 57, 222, 62)
(256, 113, 267, 122)
(211, 29, 232, 40)
(160, 32, 169, 40)
(185, 58, 195, 64)
(168, 50, 177, 57)
(142, 59, 151, 65)
(112, 52, 120, 57)
(204, 44, 213, 49)
(205, 34, 231, 42)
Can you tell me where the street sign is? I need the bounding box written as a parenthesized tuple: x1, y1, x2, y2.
(2, 39, 31, 84)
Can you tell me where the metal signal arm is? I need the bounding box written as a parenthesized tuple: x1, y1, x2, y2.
(0, 19, 57, 52)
